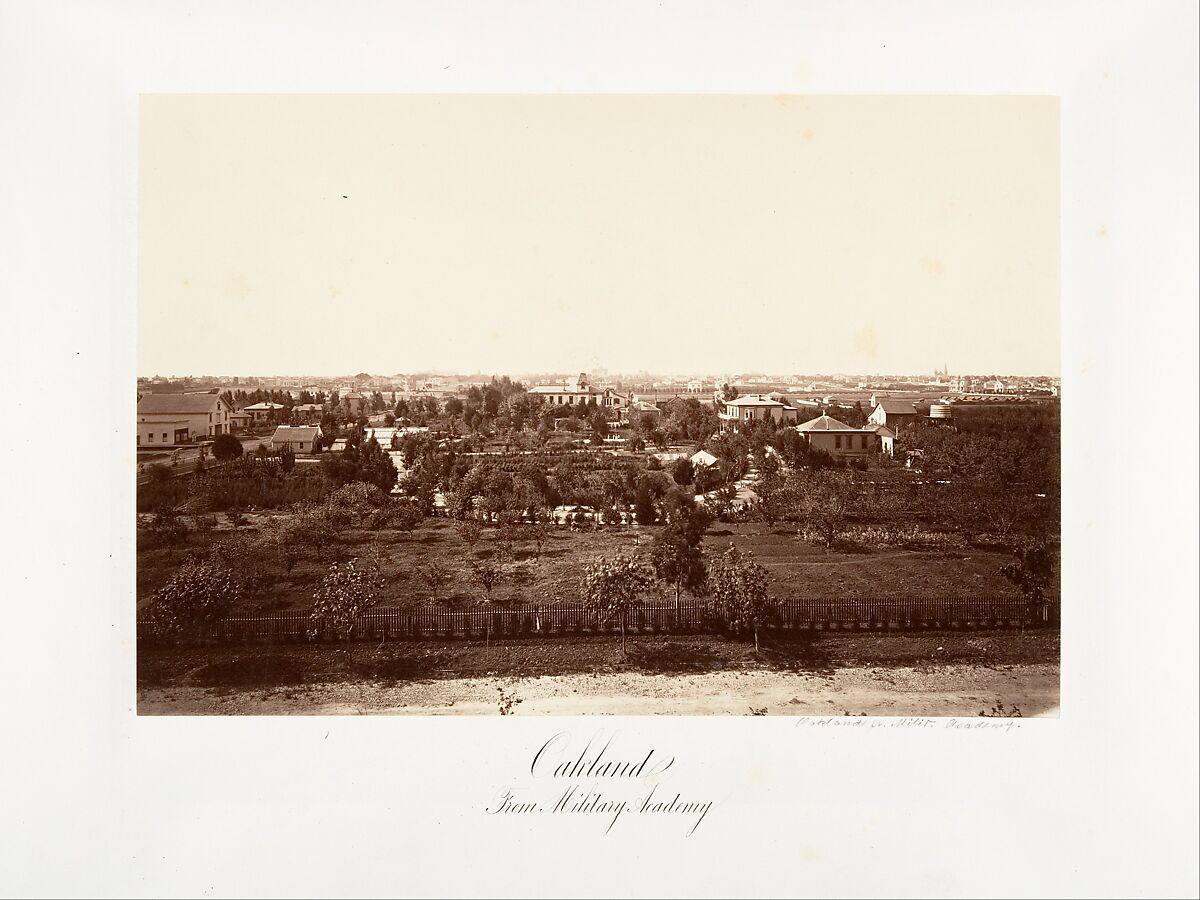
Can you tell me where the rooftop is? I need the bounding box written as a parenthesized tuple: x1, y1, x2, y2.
(271, 425, 321, 441)
(874, 399, 919, 414)
(137, 393, 223, 415)
(796, 415, 857, 432)
(726, 395, 786, 408)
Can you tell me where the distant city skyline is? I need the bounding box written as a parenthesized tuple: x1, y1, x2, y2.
(139, 95, 1060, 377)
(137, 368, 1059, 382)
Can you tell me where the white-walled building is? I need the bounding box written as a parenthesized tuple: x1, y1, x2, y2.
(241, 401, 288, 423)
(137, 392, 234, 445)
(528, 372, 630, 413)
(718, 395, 803, 432)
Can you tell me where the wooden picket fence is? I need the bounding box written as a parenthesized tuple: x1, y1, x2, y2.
(137, 597, 1057, 645)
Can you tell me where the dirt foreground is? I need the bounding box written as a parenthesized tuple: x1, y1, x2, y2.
(138, 663, 1058, 716)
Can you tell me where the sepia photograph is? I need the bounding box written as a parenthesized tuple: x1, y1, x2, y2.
(136, 95, 1062, 716)
(4, 1, 1198, 897)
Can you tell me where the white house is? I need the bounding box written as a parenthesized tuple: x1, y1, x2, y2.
(718, 395, 803, 432)
(137, 392, 234, 445)
(528, 373, 630, 413)
(241, 401, 288, 423)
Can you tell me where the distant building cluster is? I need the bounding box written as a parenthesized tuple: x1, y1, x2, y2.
(135, 366, 1058, 453)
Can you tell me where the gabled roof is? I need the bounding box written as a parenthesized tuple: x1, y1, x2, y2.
(690, 450, 719, 467)
(796, 415, 856, 432)
(874, 399, 918, 414)
(271, 425, 321, 442)
(137, 392, 222, 415)
(872, 425, 897, 437)
(342, 392, 366, 400)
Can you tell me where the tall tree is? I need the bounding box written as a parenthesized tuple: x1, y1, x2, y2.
(649, 519, 708, 619)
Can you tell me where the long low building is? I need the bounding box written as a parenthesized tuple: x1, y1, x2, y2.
(528, 372, 630, 413)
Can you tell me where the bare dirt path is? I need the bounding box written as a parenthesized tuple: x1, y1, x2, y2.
(138, 663, 1058, 716)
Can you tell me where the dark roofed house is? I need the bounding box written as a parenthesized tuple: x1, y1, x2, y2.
(270, 425, 323, 454)
(868, 399, 919, 429)
(341, 392, 368, 415)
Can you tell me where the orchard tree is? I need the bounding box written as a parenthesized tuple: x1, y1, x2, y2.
(269, 504, 336, 573)
(709, 544, 777, 651)
(792, 470, 856, 548)
(518, 521, 549, 560)
(470, 560, 505, 646)
(455, 518, 483, 550)
(580, 552, 657, 652)
(754, 470, 792, 528)
(418, 559, 454, 603)
(469, 559, 504, 603)
(148, 559, 240, 643)
(391, 499, 426, 538)
(307, 557, 383, 663)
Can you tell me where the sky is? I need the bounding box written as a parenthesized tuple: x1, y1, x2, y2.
(139, 95, 1059, 378)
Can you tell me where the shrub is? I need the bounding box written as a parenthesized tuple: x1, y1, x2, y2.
(147, 559, 240, 641)
(146, 511, 188, 546)
(192, 514, 218, 534)
(212, 433, 243, 461)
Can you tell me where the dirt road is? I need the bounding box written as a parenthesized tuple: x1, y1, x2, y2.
(138, 663, 1057, 716)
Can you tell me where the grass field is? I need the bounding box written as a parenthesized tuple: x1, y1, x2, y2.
(136, 517, 1033, 616)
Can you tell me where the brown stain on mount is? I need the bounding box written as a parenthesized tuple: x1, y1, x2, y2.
(919, 256, 945, 277)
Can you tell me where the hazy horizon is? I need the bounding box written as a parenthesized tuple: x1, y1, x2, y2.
(136, 369, 1058, 381)
(139, 95, 1060, 377)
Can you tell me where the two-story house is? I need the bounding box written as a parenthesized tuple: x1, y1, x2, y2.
(528, 373, 630, 414)
(136, 391, 234, 446)
(718, 395, 803, 432)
